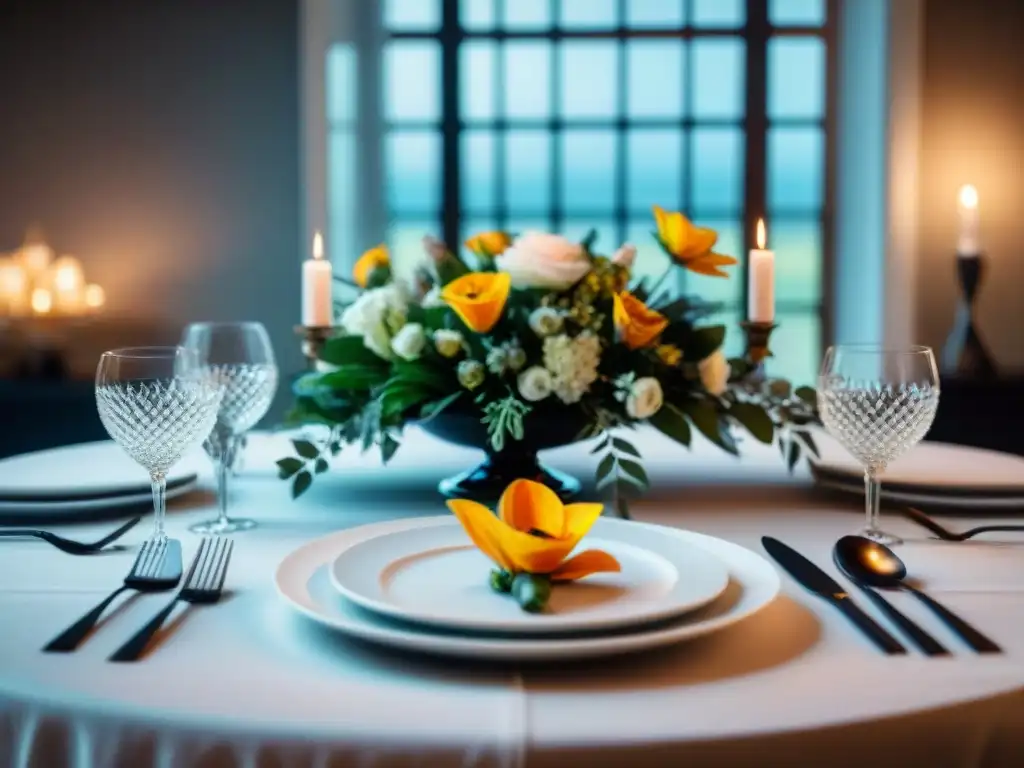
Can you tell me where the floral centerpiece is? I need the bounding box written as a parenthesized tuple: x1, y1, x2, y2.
(278, 206, 819, 516)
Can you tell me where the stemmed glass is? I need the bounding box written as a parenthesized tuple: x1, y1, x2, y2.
(182, 322, 278, 534)
(818, 344, 940, 545)
(95, 347, 223, 541)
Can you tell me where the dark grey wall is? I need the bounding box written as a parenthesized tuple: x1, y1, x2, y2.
(917, 0, 1024, 370)
(0, 0, 303, 392)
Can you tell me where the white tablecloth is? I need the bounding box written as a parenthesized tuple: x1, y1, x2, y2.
(2, 429, 1024, 768)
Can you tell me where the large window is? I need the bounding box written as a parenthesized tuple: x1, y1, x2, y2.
(326, 0, 833, 385)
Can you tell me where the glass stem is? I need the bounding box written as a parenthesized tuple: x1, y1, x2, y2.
(150, 471, 167, 540)
(217, 435, 241, 525)
(864, 467, 881, 533)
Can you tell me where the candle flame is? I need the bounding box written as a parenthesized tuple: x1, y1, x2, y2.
(84, 284, 106, 309)
(313, 231, 324, 260)
(53, 256, 84, 292)
(959, 184, 978, 209)
(31, 288, 52, 315)
(756, 218, 766, 250)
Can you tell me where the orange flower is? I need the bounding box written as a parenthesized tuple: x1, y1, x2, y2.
(447, 479, 621, 581)
(613, 292, 668, 350)
(441, 272, 511, 333)
(353, 244, 390, 287)
(464, 231, 512, 258)
(652, 205, 738, 278)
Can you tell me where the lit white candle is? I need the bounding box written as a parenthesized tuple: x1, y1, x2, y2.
(957, 184, 980, 256)
(302, 231, 333, 326)
(748, 218, 775, 323)
(51, 255, 85, 313)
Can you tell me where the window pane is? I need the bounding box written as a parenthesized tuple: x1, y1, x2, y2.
(561, 221, 619, 255)
(769, 38, 825, 119)
(461, 0, 494, 29)
(384, 42, 440, 122)
(693, 39, 745, 119)
(384, 0, 440, 30)
(681, 218, 743, 306)
(503, 0, 551, 29)
(386, 218, 440, 276)
(770, 0, 826, 26)
(506, 130, 552, 214)
(561, 130, 616, 212)
(627, 41, 684, 117)
(704, 308, 745, 360)
(692, 0, 744, 27)
(625, 220, 670, 283)
(461, 42, 495, 121)
(560, 0, 617, 27)
(504, 42, 551, 118)
(692, 128, 743, 212)
(768, 127, 824, 210)
(560, 42, 618, 119)
(771, 219, 822, 303)
(461, 130, 496, 213)
(627, 129, 683, 213)
(771, 311, 820, 386)
(626, 0, 685, 28)
(328, 130, 357, 268)
(385, 131, 441, 213)
(326, 44, 357, 126)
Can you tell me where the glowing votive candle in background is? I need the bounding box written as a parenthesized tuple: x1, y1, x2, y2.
(51, 255, 86, 313)
(0, 259, 29, 315)
(748, 218, 775, 323)
(31, 288, 52, 315)
(19, 242, 53, 279)
(957, 184, 980, 256)
(302, 231, 333, 326)
(84, 284, 106, 311)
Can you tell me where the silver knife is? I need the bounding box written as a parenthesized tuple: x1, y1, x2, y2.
(762, 536, 906, 654)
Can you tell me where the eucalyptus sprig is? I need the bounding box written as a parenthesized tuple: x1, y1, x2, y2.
(593, 431, 648, 520)
(480, 394, 531, 452)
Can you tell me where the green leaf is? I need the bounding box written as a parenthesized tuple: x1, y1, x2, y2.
(381, 433, 400, 464)
(420, 391, 463, 422)
(618, 458, 649, 489)
(292, 470, 313, 499)
(596, 452, 615, 481)
(314, 457, 329, 474)
(589, 435, 611, 455)
(276, 457, 304, 479)
(366, 264, 392, 289)
(511, 573, 551, 613)
(291, 439, 319, 460)
(786, 439, 801, 471)
(423, 305, 451, 331)
(490, 569, 513, 594)
(686, 325, 727, 361)
(319, 335, 388, 367)
(435, 252, 471, 286)
(611, 436, 641, 458)
(381, 384, 433, 420)
(614, 496, 632, 520)
(320, 364, 390, 391)
(795, 429, 820, 458)
(390, 363, 450, 392)
(649, 402, 692, 447)
(795, 386, 817, 406)
(580, 228, 598, 253)
(729, 402, 774, 444)
(329, 441, 343, 456)
(683, 398, 738, 455)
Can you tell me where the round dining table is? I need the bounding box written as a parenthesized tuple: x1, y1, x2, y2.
(1, 429, 1023, 768)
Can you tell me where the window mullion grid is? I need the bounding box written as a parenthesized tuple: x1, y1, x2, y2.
(441, 0, 461, 248)
(742, 0, 769, 322)
(550, 15, 563, 234)
(495, 0, 507, 230)
(679, 0, 694, 297)
(614, 0, 628, 251)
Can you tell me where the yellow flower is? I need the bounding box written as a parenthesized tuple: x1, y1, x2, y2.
(447, 479, 621, 581)
(656, 344, 682, 366)
(613, 292, 669, 350)
(353, 244, 390, 287)
(441, 272, 511, 333)
(652, 205, 738, 278)
(464, 231, 512, 258)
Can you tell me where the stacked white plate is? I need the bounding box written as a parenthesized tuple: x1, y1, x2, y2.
(810, 436, 1024, 512)
(0, 441, 199, 524)
(274, 516, 780, 662)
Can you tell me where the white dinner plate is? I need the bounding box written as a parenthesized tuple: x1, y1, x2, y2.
(811, 437, 1024, 496)
(0, 478, 199, 524)
(275, 516, 781, 662)
(329, 521, 730, 635)
(0, 441, 201, 501)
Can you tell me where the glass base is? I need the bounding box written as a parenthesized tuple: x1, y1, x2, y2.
(858, 527, 903, 547)
(189, 516, 257, 535)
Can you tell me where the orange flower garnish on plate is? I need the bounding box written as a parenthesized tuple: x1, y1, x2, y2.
(464, 231, 512, 258)
(447, 479, 621, 610)
(353, 244, 390, 287)
(613, 292, 669, 350)
(652, 205, 738, 278)
(441, 272, 511, 333)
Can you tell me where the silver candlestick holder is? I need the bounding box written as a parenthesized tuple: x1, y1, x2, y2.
(740, 320, 778, 384)
(293, 325, 337, 369)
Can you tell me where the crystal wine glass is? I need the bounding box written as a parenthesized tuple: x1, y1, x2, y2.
(182, 322, 279, 534)
(96, 347, 223, 541)
(818, 344, 940, 545)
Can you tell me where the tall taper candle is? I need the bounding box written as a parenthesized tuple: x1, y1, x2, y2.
(748, 218, 775, 323)
(302, 231, 333, 326)
(957, 184, 980, 256)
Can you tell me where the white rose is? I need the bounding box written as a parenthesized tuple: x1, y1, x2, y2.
(518, 366, 553, 402)
(391, 323, 426, 361)
(612, 243, 637, 270)
(433, 329, 464, 358)
(339, 284, 409, 360)
(496, 232, 591, 290)
(626, 376, 663, 419)
(698, 350, 731, 396)
(529, 307, 564, 337)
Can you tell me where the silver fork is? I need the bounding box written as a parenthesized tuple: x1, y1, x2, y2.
(44, 538, 183, 652)
(109, 537, 233, 662)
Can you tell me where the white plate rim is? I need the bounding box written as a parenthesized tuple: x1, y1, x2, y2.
(327, 523, 730, 635)
(274, 516, 781, 662)
(813, 476, 1024, 510)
